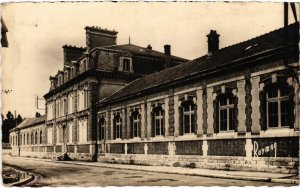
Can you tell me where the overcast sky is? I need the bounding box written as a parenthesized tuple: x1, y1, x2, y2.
(1, 2, 299, 118)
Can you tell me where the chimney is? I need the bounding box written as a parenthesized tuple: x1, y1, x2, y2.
(207, 30, 220, 54)
(164, 44, 171, 68)
(146, 44, 152, 50)
(85, 26, 118, 51)
(63, 45, 86, 66)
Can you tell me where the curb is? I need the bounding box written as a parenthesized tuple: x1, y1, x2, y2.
(55, 161, 298, 184)
(271, 178, 300, 184)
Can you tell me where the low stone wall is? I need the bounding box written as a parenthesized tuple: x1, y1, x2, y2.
(104, 136, 299, 174)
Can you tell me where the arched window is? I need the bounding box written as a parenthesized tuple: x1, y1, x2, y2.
(180, 100, 196, 134)
(152, 106, 164, 136)
(131, 110, 140, 138)
(113, 114, 122, 139)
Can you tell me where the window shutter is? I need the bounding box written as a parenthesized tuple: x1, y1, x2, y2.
(113, 118, 116, 140)
(193, 104, 197, 134)
(213, 100, 219, 133)
(151, 112, 155, 137)
(179, 106, 183, 135)
(260, 91, 267, 131)
(162, 110, 165, 136)
(234, 97, 238, 132)
(289, 91, 295, 128)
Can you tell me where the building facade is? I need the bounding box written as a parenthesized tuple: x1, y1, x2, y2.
(10, 22, 299, 174)
(97, 23, 300, 173)
(10, 26, 188, 161)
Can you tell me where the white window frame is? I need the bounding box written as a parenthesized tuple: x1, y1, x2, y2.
(219, 97, 235, 131)
(266, 88, 290, 128)
(132, 112, 140, 138)
(154, 109, 164, 136)
(182, 103, 195, 134)
(114, 116, 122, 139)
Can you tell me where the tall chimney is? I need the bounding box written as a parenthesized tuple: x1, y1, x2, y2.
(164, 45, 171, 68)
(207, 30, 220, 54)
(85, 26, 118, 51)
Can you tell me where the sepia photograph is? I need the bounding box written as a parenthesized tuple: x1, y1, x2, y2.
(1, 1, 300, 187)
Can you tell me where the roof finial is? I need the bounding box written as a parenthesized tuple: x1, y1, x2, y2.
(129, 35, 131, 44)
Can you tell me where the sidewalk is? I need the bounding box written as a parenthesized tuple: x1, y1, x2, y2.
(14, 156, 300, 184)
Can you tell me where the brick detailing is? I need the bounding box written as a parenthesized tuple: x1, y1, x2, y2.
(109, 143, 124, 154)
(127, 143, 145, 154)
(147, 142, 168, 155)
(252, 137, 299, 157)
(67, 145, 75, 153)
(202, 86, 208, 134)
(208, 139, 246, 156)
(77, 144, 90, 153)
(175, 141, 203, 155)
(168, 95, 175, 136)
(55, 145, 62, 153)
(245, 69, 252, 132)
(46, 146, 54, 152)
(250, 76, 261, 133)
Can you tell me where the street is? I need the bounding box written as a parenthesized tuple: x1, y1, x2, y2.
(2, 155, 292, 187)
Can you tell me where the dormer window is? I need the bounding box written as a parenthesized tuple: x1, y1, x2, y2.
(123, 58, 130, 72)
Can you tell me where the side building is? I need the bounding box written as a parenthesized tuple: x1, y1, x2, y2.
(10, 26, 188, 160)
(97, 23, 300, 173)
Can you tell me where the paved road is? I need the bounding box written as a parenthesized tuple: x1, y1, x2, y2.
(2, 155, 291, 187)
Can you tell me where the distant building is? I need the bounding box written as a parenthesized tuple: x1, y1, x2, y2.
(10, 22, 299, 174)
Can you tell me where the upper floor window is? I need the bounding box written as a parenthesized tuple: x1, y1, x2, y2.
(181, 100, 196, 134)
(218, 94, 235, 131)
(123, 58, 130, 72)
(113, 114, 122, 139)
(131, 110, 140, 138)
(266, 85, 293, 128)
(153, 107, 164, 136)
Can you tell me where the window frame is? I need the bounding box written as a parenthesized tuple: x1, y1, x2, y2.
(132, 111, 140, 138)
(218, 95, 235, 132)
(266, 87, 291, 128)
(114, 115, 122, 139)
(181, 101, 196, 134)
(153, 107, 164, 136)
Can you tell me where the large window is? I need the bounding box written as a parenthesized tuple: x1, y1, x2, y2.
(99, 118, 105, 140)
(153, 107, 164, 136)
(78, 118, 88, 143)
(131, 111, 140, 138)
(68, 122, 73, 143)
(113, 115, 122, 139)
(123, 58, 131, 72)
(181, 101, 196, 134)
(266, 86, 293, 128)
(218, 94, 235, 131)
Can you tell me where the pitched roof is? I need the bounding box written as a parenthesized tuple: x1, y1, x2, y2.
(13, 115, 46, 130)
(104, 43, 189, 62)
(99, 22, 299, 105)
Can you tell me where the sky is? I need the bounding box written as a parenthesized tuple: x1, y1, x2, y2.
(1, 2, 299, 118)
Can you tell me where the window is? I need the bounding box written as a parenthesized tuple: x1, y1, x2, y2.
(99, 118, 105, 140)
(131, 111, 140, 138)
(68, 122, 73, 143)
(78, 118, 87, 143)
(68, 94, 73, 114)
(153, 107, 164, 136)
(31, 133, 34, 145)
(266, 86, 293, 128)
(123, 58, 131, 72)
(114, 115, 122, 139)
(47, 128, 53, 144)
(218, 94, 235, 131)
(39, 131, 42, 144)
(181, 101, 196, 134)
